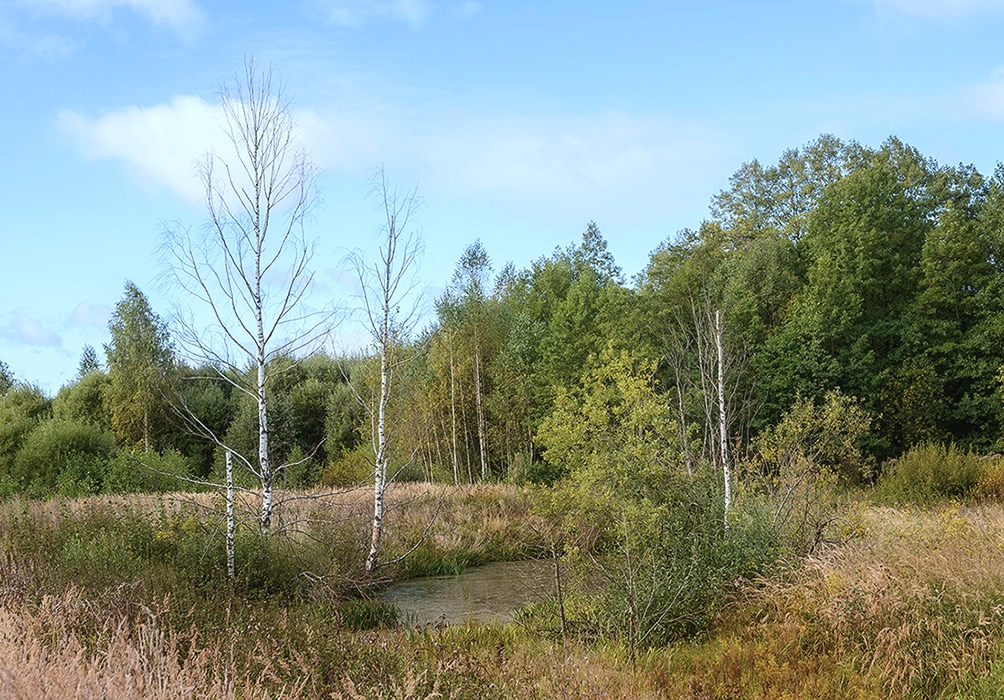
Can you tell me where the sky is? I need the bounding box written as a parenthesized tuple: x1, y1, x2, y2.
(4, 0, 1004, 392)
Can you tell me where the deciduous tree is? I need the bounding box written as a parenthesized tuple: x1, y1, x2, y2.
(163, 56, 325, 530)
(105, 282, 175, 452)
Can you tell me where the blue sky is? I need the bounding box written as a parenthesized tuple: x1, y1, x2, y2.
(3, 0, 1004, 391)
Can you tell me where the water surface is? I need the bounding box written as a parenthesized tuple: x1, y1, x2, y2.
(380, 558, 556, 626)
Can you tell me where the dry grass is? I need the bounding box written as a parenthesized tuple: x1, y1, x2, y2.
(9, 486, 1004, 697)
(0, 588, 310, 700)
(0, 587, 667, 699)
(653, 502, 1004, 699)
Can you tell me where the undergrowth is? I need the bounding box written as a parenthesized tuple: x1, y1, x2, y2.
(6, 485, 1004, 697)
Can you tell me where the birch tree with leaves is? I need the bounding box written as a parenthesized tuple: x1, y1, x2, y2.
(163, 56, 325, 531)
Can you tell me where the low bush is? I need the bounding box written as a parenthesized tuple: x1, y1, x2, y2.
(103, 449, 198, 494)
(874, 442, 985, 505)
(11, 419, 114, 497)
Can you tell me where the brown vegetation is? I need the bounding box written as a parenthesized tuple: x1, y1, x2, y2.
(5, 488, 1004, 697)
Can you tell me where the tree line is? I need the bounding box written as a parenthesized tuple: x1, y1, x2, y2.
(1, 133, 1003, 501)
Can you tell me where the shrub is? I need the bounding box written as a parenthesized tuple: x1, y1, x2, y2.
(11, 418, 114, 496)
(874, 442, 984, 505)
(320, 444, 372, 487)
(976, 455, 1004, 501)
(103, 449, 197, 494)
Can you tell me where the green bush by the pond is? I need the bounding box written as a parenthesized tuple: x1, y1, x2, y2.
(874, 443, 986, 505)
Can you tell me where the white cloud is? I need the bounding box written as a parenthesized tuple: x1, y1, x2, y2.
(430, 111, 715, 198)
(58, 96, 222, 201)
(307, 0, 429, 27)
(18, 0, 205, 34)
(67, 302, 112, 329)
(0, 316, 62, 349)
(870, 0, 1004, 19)
(59, 88, 729, 233)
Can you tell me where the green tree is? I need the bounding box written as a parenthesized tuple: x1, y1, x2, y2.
(756, 139, 938, 446)
(537, 343, 679, 494)
(0, 360, 13, 395)
(53, 371, 112, 433)
(915, 164, 1004, 447)
(12, 418, 114, 497)
(0, 384, 51, 492)
(105, 281, 176, 451)
(77, 345, 101, 378)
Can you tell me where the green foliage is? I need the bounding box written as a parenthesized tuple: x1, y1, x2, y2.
(52, 370, 112, 432)
(874, 443, 987, 505)
(0, 383, 52, 485)
(340, 599, 399, 630)
(753, 389, 873, 486)
(325, 380, 363, 462)
(105, 282, 176, 451)
(103, 449, 196, 493)
(536, 344, 784, 648)
(320, 443, 372, 487)
(76, 344, 101, 378)
(11, 418, 114, 497)
(537, 343, 680, 496)
(0, 359, 13, 394)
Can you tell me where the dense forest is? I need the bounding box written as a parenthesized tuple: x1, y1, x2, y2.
(2, 134, 1001, 500)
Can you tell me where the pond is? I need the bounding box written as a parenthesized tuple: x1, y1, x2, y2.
(379, 558, 558, 626)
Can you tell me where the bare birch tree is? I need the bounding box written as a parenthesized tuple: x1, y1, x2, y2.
(162, 56, 325, 531)
(662, 296, 748, 529)
(350, 168, 423, 573)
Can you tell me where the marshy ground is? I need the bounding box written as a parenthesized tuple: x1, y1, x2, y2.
(2, 486, 1004, 698)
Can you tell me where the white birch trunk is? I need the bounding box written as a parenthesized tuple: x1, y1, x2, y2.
(716, 309, 731, 530)
(226, 448, 235, 582)
(448, 334, 460, 485)
(365, 261, 392, 573)
(473, 337, 488, 481)
(257, 349, 272, 531)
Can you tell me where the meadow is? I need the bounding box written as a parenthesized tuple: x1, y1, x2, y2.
(4, 477, 1004, 699)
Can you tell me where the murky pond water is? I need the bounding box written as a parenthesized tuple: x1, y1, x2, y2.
(380, 559, 557, 626)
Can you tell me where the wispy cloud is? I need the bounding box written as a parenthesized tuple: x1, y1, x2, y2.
(15, 0, 206, 34)
(57, 96, 222, 201)
(0, 316, 63, 349)
(67, 302, 112, 329)
(58, 90, 729, 230)
(306, 0, 430, 27)
(453, 1, 480, 18)
(953, 68, 1004, 121)
(0, 16, 76, 60)
(870, 0, 1004, 19)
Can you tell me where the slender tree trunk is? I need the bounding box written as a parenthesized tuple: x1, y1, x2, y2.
(692, 300, 717, 467)
(366, 338, 389, 573)
(226, 448, 235, 583)
(473, 338, 488, 481)
(716, 310, 731, 530)
(448, 334, 460, 485)
(668, 346, 693, 477)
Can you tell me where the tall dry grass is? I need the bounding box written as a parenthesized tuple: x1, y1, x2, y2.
(654, 502, 1004, 699)
(0, 483, 655, 698)
(0, 588, 309, 700)
(13, 485, 1004, 697)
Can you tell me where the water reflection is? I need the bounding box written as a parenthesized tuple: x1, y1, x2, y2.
(380, 559, 556, 626)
